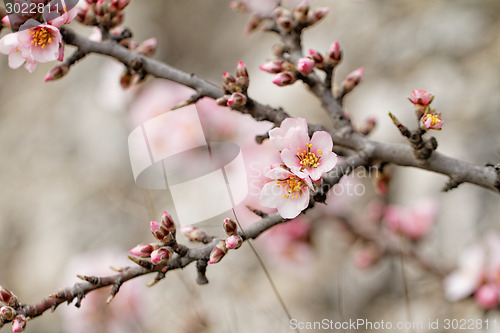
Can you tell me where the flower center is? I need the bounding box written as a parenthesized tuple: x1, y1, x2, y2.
(425, 114, 441, 126)
(297, 143, 322, 169)
(277, 175, 306, 199)
(30, 27, 54, 49)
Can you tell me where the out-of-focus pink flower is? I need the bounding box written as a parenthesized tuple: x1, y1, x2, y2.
(257, 216, 313, 267)
(260, 166, 312, 219)
(259, 60, 285, 74)
(296, 57, 314, 75)
(475, 284, 499, 310)
(272, 71, 296, 86)
(0, 20, 63, 72)
(354, 245, 381, 269)
(421, 113, 444, 130)
(269, 117, 308, 151)
(444, 233, 500, 309)
(281, 130, 338, 181)
(384, 199, 437, 240)
(409, 89, 434, 106)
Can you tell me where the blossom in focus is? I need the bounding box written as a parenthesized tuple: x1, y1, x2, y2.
(0, 20, 63, 72)
(268, 117, 308, 151)
(280, 129, 338, 181)
(444, 232, 500, 309)
(409, 89, 434, 106)
(384, 199, 437, 240)
(421, 113, 444, 130)
(260, 165, 313, 219)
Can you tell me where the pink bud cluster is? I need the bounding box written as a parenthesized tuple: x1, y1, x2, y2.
(76, 0, 130, 28)
(260, 42, 345, 87)
(408, 90, 444, 130)
(0, 286, 27, 332)
(216, 61, 249, 108)
(129, 211, 176, 266)
(208, 218, 243, 264)
(273, 1, 330, 32)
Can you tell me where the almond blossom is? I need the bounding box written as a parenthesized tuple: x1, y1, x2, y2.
(0, 19, 63, 72)
(280, 129, 338, 181)
(384, 199, 437, 240)
(260, 165, 313, 219)
(268, 117, 308, 151)
(421, 113, 444, 130)
(409, 89, 434, 106)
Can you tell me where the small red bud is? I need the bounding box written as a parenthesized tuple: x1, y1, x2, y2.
(223, 218, 238, 236)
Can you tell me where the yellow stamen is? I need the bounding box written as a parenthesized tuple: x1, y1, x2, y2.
(296, 144, 321, 169)
(30, 27, 54, 50)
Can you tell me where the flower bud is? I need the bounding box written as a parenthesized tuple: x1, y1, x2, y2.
(236, 61, 248, 79)
(340, 67, 364, 95)
(328, 41, 342, 63)
(129, 243, 155, 258)
(293, 0, 309, 23)
(225, 235, 243, 250)
(227, 93, 247, 107)
(420, 113, 443, 131)
(0, 306, 15, 321)
(180, 226, 208, 242)
(296, 57, 315, 75)
(277, 16, 294, 32)
(161, 211, 176, 234)
(245, 15, 262, 34)
(308, 49, 324, 65)
(12, 315, 26, 333)
(44, 65, 69, 82)
(272, 71, 296, 86)
(222, 72, 236, 85)
(137, 38, 158, 57)
(215, 95, 229, 106)
(308, 7, 329, 25)
(150, 247, 172, 265)
(150, 221, 174, 243)
(208, 240, 228, 264)
(223, 218, 238, 236)
(116, 0, 130, 10)
(0, 286, 18, 308)
(259, 60, 284, 74)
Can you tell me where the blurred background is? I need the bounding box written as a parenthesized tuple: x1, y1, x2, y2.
(1, 0, 500, 332)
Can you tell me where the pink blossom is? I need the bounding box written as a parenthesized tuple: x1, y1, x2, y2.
(475, 284, 499, 310)
(384, 199, 437, 240)
(409, 89, 434, 106)
(269, 117, 308, 151)
(296, 57, 314, 75)
(44, 0, 79, 28)
(421, 113, 444, 130)
(0, 20, 63, 72)
(444, 233, 500, 309)
(260, 166, 312, 219)
(272, 71, 296, 86)
(281, 130, 338, 181)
